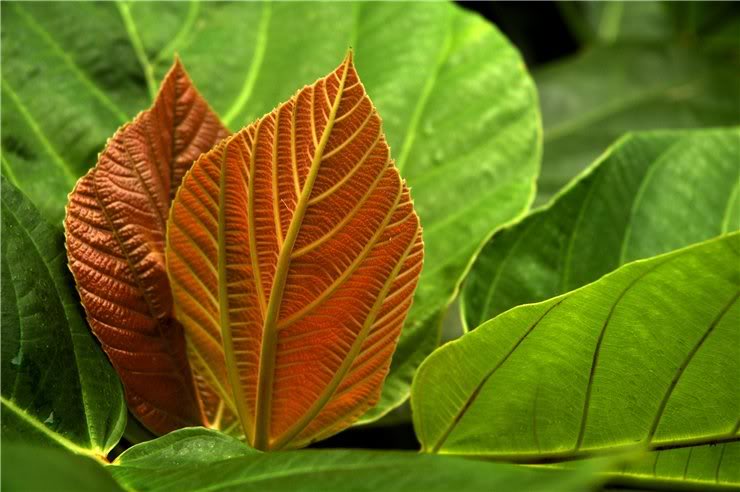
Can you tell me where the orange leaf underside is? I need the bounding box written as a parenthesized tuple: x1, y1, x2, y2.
(64, 59, 231, 435)
(167, 52, 423, 450)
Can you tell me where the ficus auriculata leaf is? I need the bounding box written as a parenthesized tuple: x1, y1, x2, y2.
(167, 53, 423, 450)
(64, 59, 230, 435)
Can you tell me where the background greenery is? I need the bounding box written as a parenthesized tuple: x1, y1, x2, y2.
(1, 1, 738, 491)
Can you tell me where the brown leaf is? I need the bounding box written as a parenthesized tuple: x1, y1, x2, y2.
(64, 59, 231, 435)
(167, 52, 424, 450)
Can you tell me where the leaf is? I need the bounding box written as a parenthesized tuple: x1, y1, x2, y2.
(112, 427, 259, 468)
(2, 2, 541, 422)
(109, 432, 609, 492)
(559, 1, 740, 47)
(462, 128, 740, 329)
(1, 443, 125, 492)
(1, 177, 125, 457)
(605, 442, 740, 490)
(535, 44, 740, 203)
(0, 2, 149, 223)
(167, 53, 423, 450)
(64, 59, 230, 435)
(413, 234, 740, 460)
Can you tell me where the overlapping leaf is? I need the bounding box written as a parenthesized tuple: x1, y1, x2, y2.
(167, 53, 423, 450)
(107, 429, 610, 492)
(414, 234, 740, 461)
(535, 44, 740, 203)
(463, 128, 740, 329)
(3, 3, 540, 423)
(1, 177, 125, 457)
(64, 59, 229, 435)
(609, 441, 740, 489)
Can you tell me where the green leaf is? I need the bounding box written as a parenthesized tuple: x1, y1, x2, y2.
(113, 427, 259, 468)
(413, 233, 740, 462)
(1, 443, 125, 492)
(558, 1, 676, 45)
(559, 1, 740, 47)
(535, 44, 740, 203)
(463, 128, 740, 329)
(1, 177, 126, 457)
(606, 442, 740, 490)
(2, 1, 540, 423)
(110, 433, 607, 492)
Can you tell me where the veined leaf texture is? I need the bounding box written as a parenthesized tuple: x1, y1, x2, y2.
(167, 53, 423, 450)
(64, 60, 230, 435)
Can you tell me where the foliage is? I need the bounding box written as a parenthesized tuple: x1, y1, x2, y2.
(1, 1, 737, 490)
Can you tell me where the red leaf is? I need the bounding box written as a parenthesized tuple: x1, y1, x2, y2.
(167, 52, 424, 449)
(64, 59, 230, 435)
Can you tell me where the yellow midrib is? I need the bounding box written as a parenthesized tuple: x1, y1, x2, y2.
(252, 56, 352, 450)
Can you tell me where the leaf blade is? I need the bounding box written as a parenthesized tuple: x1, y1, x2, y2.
(1, 177, 126, 455)
(414, 234, 740, 459)
(463, 128, 740, 330)
(168, 54, 423, 449)
(64, 59, 230, 435)
(109, 431, 610, 492)
(535, 44, 740, 203)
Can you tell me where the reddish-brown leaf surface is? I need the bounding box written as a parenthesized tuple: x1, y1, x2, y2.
(167, 52, 424, 450)
(64, 59, 230, 435)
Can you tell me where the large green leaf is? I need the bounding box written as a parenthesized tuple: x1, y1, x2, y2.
(535, 44, 740, 203)
(1, 1, 540, 423)
(110, 430, 607, 492)
(462, 128, 740, 329)
(0, 177, 126, 457)
(413, 234, 740, 465)
(2, 443, 126, 492)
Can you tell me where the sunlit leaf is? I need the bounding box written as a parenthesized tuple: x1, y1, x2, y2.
(167, 53, 423, 450)
(64, 59, 230, 435)
(414, 234, 740, 460)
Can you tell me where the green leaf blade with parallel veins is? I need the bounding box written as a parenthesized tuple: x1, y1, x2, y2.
(1, 177, 126, 457)
(109, 429, 611, 492)
(463, 128, 740, 330)
(414, 233, 740, 464)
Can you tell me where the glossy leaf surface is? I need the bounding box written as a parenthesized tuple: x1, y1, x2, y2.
(110, 431, 608, 492)
(2, 2, 540, 422)
(168, 54, 423, 450)
(113, 427, 259, 467)
(1, 177, 125, 457)
(535, 44, 740, 203)
(64, 60, 229, 435)
(463, 128, 740, 329)
(414, 234, 740, 460)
